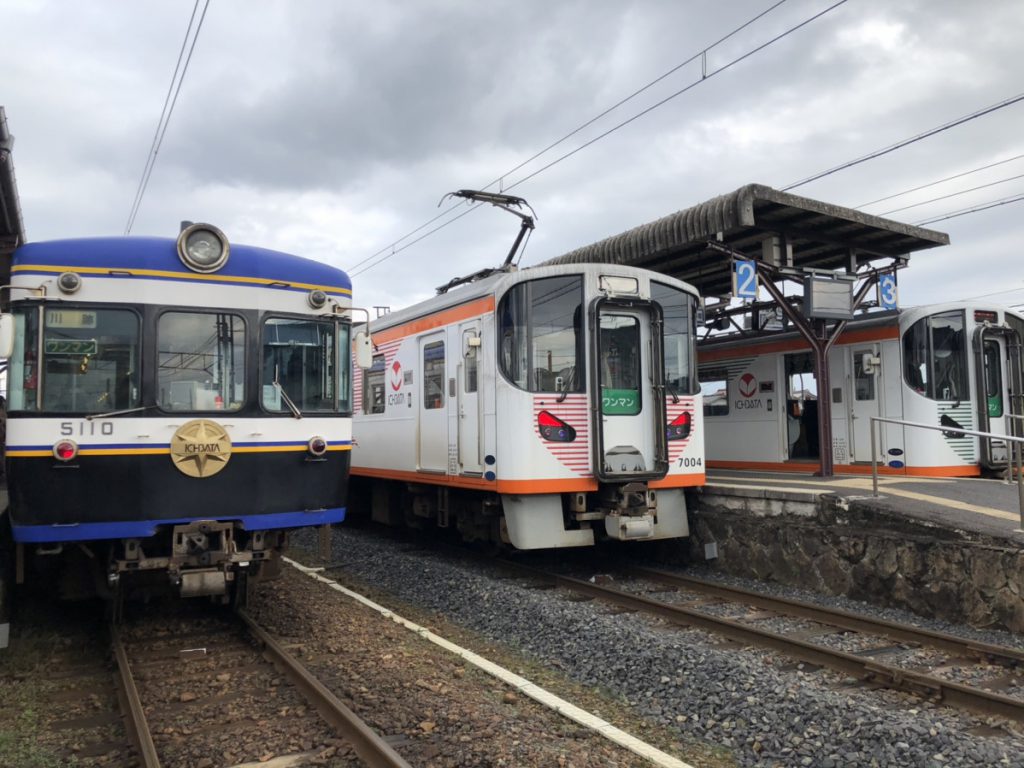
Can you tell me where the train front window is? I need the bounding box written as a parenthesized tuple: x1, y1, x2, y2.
(498, 275, 584, 393)
(652, 282, 697, 395)
(8, 306, 141, 414)
(599, 315, 641, 415)
(902, 310, 968, 401)
(158, 311, 245, 411)
(262, 317, 338, 413)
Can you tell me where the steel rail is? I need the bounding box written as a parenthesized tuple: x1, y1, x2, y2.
(628, 566, 1024, 666)
(110, 623, 163, 768)
(497, 560, 1024, 723)
(237, 610, 412, 768)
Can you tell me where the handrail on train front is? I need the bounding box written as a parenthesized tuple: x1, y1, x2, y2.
(869, 416, 1024, 531)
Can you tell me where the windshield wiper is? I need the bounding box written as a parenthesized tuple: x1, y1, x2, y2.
(666, 383, 681, 404)
(274, 365, 303, 419)
(86, 404, 158, 421)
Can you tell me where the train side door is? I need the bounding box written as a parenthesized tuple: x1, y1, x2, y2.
(457, 324, 482, 474)
(594, 305, 664, 478)
(849, 345, 881, 462)
(418, 333, 448, 472)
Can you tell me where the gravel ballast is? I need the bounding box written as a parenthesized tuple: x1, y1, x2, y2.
(291, 525, 1024, 768)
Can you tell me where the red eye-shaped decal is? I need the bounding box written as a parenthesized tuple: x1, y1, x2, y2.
(667, 411, 691, 441)
(538, 411, 577, 442)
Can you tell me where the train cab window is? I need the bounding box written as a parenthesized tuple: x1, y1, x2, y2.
(498, 275, 584, 393)
(652, 282, 698, 395)
(262, 318, 339, 413)
(423, 341, 445, 409)
(599, 315, 641, 415)
(10, 306, 141, 413)
(698, 370, 729, 417)
(902, 310, 967, 401)
(158, 311, 245, 412)
(364, 354, 386, 414)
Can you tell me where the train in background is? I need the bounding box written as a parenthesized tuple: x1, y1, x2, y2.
(697, 301, 1024, 476)
(350, 261, 704, 549)
(0, 223, 367, 642)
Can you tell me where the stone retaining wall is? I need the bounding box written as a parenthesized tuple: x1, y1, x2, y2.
(685, 485, 1024, 633)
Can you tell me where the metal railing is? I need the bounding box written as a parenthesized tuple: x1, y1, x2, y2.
(870, 416, 1024, 530)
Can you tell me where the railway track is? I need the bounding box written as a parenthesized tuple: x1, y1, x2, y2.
(111, 604, 411, 768)
(496, 558, 1024, 725)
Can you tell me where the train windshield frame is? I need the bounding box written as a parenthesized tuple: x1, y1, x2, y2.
(7, 304, 142, 414)
(902, 310, 969, 401)
(651, 281, 699, 396)
(261, 315, 350, 414)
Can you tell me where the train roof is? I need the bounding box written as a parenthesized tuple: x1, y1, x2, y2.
(541, 183, 949, 299)
(369, 260, 698, 333)
(12, 236, 352, 297)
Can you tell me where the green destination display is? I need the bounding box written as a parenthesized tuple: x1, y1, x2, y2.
(602, 387, 640, 415)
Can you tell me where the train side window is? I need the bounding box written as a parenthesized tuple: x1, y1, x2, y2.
(364, 354, 385, 414)
(699, 370, 729, 417)
(424, 341, 445, 409)
(498, 275, 583, 393)
(159, 311, 245, 412)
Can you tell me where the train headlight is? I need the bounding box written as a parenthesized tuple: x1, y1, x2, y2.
(307, 289, 328, 309)
(667, 411, 692, 441)
(57, 271, 82, 294)
(53, 439, 79, 462)
(307, 436, 328, 457)
(537, 411, 576, 442)
(177, 223, 230, 273)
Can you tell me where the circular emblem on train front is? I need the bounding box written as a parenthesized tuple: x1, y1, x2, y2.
(170, 419, 232, 478)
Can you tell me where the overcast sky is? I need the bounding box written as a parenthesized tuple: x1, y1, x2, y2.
(4, 0, 1023, 312)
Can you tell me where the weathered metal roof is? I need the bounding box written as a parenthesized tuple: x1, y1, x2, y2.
(541, 183, 949, 298)
(0, 106, 27, 286)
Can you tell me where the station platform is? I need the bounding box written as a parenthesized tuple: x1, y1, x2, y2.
(704, 468, 1024, 542)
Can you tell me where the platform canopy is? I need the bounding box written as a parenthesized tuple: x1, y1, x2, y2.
(541, 183, 949, 299)
(0, 107, 26, 287)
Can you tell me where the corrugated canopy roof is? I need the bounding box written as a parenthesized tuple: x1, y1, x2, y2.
(541, 183, 949, 298)
(0, 106, 26, 287)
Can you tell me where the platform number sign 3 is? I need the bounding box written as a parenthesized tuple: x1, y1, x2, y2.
(878, 274, 898, 311)
(733, 260, 758, 301)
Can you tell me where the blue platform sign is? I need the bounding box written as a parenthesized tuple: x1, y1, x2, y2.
(878, 274, 898, 311)
(733, 260, 758, 301)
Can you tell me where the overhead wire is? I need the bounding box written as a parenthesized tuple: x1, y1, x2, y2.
(125, 0, 211, 235)
(347, 0, 791, 277)
(914, 191, 1024, 226)
(351, 0, 848, 278)
(855, 151, 1024, 209)
(781, 91, 1024, 191)
(877, 171, 1024, 216)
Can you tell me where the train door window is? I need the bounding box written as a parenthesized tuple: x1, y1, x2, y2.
(262, 317, 337, 412)
(599, 314, 641, 415)
(22, 307, 142, 414)
(698, 369, 729, 417)
(652, 282, 698, 395)
(853, 353, 875, 401)
(498, 275, 583, 393)
(785, 352, 818, 459)
(984, 340, 1003, 417)
(423, 341, 445, 409)
(159, 312, 245, 412)
(464, 338, 478, 394)
(364, 354, 386, 414)
(337, 322, 352, 413)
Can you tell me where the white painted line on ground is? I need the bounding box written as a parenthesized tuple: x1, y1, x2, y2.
(284, 556, 695, 768)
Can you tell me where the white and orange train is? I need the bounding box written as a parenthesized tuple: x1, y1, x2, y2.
(350, 263, 704, 549)
(698, 301, 1024, 476)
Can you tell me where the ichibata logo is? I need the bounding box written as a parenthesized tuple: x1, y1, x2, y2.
(738, 372, 758, 398)
(389, 360, 403, 391)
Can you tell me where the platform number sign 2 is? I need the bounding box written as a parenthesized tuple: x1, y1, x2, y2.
(733, 260, 758, 301)
(878, 274, 898, 311)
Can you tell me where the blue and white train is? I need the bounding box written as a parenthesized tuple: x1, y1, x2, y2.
(0, 223, 363, 641)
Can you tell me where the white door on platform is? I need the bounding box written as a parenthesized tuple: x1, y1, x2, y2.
(849, 345, 881, 462)
(418, 333, 448, 472)
(457, 324, 482, 474)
